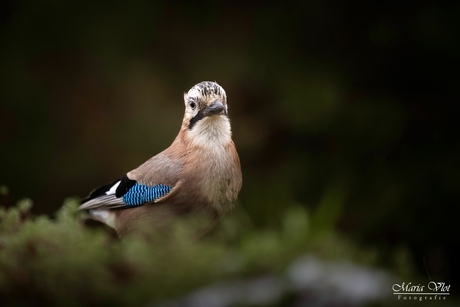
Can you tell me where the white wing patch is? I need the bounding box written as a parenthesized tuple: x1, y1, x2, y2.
(106, 180, 121, 195)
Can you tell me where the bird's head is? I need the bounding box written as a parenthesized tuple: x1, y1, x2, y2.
(182, 81, 232, 145)
(183, 81, 228, 128)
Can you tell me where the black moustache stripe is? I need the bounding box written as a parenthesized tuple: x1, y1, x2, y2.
(188, 110, 206, 130)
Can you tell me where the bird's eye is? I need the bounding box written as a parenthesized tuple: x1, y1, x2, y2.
(189, 102, 196, 110)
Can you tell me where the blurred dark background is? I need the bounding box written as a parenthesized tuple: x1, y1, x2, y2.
(1, 1, 458, 285)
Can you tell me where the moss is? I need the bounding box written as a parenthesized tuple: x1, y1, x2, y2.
(0, 200, 437, 306)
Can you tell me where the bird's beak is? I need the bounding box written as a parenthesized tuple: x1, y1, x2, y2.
(204, 100, 225, 116)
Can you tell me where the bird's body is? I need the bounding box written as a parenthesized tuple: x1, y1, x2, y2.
(80, 81, 242, 237)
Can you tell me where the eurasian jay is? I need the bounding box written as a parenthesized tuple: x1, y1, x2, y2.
(80, 81, 242, 237)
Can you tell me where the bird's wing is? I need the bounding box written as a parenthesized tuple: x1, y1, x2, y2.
(79, 175, 174, 210)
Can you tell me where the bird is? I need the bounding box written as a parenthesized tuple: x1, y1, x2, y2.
(79, 81, 242, 238)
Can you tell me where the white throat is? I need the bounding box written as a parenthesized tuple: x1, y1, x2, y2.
(187, 116, 232, 148)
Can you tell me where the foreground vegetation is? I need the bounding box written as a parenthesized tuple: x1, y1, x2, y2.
(1, 198, 440, 306)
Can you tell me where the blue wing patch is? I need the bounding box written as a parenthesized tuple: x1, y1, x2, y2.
(122, 183, 172, 207)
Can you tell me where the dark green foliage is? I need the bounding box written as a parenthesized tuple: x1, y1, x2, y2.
(0, 200, 360, 305)
(1, 200, 446, 306)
